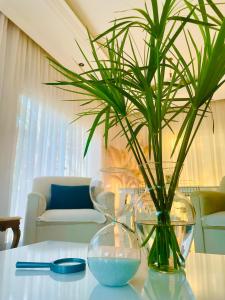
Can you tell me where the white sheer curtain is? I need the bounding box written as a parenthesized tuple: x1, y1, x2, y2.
(181, 100, 225, 186)
(0, 13, 22, 218)
(11, 97, 101, 221)
(0, 13, 102, 233)
(162, 100, 225, 187)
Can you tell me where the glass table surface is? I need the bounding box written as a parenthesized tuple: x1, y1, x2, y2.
(0, 240, 224, 300)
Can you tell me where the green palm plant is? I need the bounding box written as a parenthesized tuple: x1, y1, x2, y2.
(47, 0, 225, 271)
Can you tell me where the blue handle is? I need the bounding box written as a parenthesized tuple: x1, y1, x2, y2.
(16, 262, 51, 268)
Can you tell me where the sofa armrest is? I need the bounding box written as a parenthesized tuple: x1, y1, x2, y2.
(191, 191, 225, 217)
(23, 193, 47, 245)
(28, 192, 47, 216)
(191, 191, 225, 253)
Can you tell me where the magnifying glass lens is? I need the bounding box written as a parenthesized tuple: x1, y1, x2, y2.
(52, 258, 86, 274)
(57, 261, 80, 266)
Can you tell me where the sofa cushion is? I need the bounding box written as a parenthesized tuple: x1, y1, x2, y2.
(202, 211, 225, 227)
(32, 176, 91, 201)
(48, 184, 94, 209)
(37, 209, 106, 224)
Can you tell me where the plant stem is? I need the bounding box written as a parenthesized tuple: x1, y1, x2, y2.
(147, 210, 185, 271)
(167, 107, 198, 209)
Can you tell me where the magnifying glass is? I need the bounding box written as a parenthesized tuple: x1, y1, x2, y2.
(16, 258, 86, 274)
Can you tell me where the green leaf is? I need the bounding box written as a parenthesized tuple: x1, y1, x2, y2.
(84, 106, 108, 157)
(169, 16, 216, 27)
(206, 0, 224, 22)
(104, 107, 110, 148)
(93, 21, 131, 41)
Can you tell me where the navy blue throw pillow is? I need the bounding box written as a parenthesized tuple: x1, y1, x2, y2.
(48, 184, 94, 210)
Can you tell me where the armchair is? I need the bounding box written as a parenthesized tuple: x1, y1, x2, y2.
(23, 176, 106, 245)
(191, 177, 225, 254)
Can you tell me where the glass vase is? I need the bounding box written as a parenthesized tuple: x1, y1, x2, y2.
(134, 162, 195, 273)
(88, 167, 141, 286)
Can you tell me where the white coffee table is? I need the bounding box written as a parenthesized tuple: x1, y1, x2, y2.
(0, 241, 224, 300)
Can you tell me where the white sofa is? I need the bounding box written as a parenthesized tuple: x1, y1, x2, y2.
(23, 176, 106, 245)
(191, 177, 225, 254)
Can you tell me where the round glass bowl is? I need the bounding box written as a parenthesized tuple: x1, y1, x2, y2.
(88, 222, 141, 286)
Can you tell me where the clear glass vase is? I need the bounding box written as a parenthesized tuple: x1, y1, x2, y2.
(134, 162, 196, 273)
(88, 167, 141, 286)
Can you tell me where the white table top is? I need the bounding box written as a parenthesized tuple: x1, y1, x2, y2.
(0, 241, 224, 300)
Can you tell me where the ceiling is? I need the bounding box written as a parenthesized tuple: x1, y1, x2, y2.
(65, 0, 146, 37)
(66, 0, 225, 37)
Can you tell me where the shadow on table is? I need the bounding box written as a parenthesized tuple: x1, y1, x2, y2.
(89, 284, 142, 300)
(143, 269, 196, 300)
(15, 269, 86, 282)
